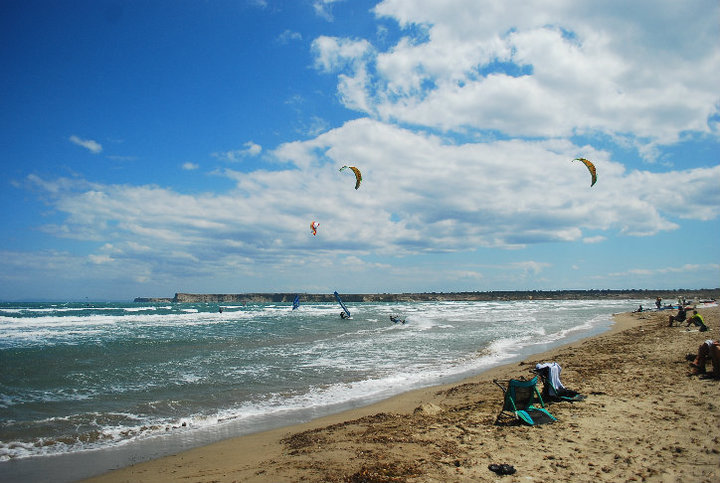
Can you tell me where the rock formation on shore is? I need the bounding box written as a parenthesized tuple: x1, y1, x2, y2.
(133, 288, 719, 304)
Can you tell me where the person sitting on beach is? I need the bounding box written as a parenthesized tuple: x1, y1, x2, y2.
(685, 310, 709, 332)
(690, 339, 720, 378)
(668, 305, 686, 327)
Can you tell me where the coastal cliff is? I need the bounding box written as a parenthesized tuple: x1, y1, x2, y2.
(133, 288, 720, 304)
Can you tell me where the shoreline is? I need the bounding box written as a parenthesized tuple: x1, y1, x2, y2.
(83, 306, 719, 482)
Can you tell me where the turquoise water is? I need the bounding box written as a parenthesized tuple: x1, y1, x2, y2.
(0, 299, 641, 481)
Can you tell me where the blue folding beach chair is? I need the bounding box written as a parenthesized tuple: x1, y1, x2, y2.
(493, 376, 556, 426)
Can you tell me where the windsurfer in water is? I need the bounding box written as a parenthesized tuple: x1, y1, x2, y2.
(390, 315, 406, 324)
(340, 311, 349, 319)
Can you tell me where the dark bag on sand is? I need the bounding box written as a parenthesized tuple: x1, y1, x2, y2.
(534, 363, 586, 403)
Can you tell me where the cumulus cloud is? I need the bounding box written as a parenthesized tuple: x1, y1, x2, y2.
(27, 119, 720, 279)
(312, 36, 373, 73)
(311, 0, 720, 157)
(69, 135, 102, 154)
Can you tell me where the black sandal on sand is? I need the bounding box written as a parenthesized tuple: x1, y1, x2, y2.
(488, 464, 516, 475)
(699, 373, 720, 380)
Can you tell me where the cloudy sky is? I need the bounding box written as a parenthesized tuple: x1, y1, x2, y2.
(1, 0, 719, 301)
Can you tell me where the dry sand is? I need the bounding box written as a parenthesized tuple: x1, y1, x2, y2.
(86, 307, 719, 482)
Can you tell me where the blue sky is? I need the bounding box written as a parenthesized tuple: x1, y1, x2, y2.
(1, 0, 719, 301)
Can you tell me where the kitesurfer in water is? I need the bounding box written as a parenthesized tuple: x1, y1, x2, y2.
(390, 315, 405, 324)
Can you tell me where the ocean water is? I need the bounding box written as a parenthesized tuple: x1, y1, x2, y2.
(0, 298, 642, 481)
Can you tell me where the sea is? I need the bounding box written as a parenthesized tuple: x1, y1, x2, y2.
(0, 298, 644, 482)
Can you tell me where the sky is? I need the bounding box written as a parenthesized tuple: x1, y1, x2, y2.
(1, 0, 719, 301)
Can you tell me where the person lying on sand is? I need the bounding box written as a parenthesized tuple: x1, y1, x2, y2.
(690, 339, 720, 378)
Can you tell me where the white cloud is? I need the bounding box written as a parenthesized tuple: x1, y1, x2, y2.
(312, 0, 720, 157)
(182, 162, 199, 170)
(27, 119, 720, 277)
(312, 36, 373, 73)
(277, 29, 302, 44)
(606, 263, 720, 278)
(313, 0, 344, 21)
(212, 142, 262, 162)
(510, 261, 552, 276)
(69, 135, 102, 154)
(88, 254, 113, 264)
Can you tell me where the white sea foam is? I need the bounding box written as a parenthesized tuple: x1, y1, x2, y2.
(0, 298, 641, 463)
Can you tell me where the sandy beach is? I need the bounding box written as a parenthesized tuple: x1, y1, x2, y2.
(85, 306, 719, 482)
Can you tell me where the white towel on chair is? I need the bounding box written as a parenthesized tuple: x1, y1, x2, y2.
(535, 362, 566, 396)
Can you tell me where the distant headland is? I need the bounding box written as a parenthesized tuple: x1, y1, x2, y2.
(134, 289, 719, 304)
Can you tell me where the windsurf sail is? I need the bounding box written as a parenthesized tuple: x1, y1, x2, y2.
(292, 295, 300, 310)
(334, 291, 351, 318)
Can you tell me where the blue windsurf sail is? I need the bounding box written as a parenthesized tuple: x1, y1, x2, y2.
(334, 291, 351, 318)
(292, 295, 300, 310)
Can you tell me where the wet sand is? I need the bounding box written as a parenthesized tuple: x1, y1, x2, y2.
(86, 307, 719, 482)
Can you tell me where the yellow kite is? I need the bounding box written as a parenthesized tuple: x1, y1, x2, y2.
(339, 165, 362, 190)
(573, 158, 597, 187)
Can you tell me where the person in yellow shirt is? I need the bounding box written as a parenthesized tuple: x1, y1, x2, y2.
(685, 310, 708, 332)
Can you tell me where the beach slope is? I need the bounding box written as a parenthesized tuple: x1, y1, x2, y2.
(86, 307, 719, 482)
